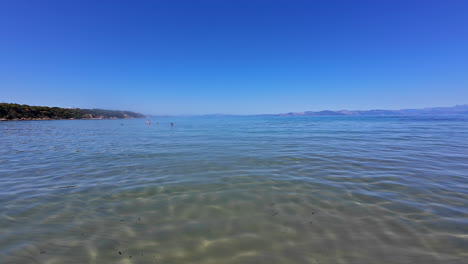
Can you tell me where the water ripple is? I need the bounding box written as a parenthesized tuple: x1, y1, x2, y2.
(1, 116, 467, 263)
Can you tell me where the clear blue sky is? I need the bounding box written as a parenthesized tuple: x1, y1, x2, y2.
(1, 0, 467, 115)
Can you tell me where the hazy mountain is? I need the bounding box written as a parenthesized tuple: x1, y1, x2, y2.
(278, 105, 468, 116)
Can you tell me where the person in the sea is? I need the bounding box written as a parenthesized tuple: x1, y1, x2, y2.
(170, 122, 174, 127)
(146, 120, 151, 126)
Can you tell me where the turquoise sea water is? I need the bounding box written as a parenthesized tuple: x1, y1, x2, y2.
(1, 116, 467, 264)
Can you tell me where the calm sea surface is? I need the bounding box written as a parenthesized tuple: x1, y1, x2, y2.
(1, 116, 467, 264)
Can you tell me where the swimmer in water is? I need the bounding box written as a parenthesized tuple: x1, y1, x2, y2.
(146, 120, 151, 126)
(170, 122, 174, 127)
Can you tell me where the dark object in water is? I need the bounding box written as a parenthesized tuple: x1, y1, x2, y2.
(311, 212, 315, 214)
(40, 251, 46, 254)
(272, 212, 278, 216)
(119, 251, 122, 255)
(48, 185, 77, 189)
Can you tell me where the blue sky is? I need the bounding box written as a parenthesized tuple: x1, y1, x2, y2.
(1, 0, 467, 115)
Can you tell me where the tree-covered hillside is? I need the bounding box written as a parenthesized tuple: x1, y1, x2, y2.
(0, 103, 145, 120)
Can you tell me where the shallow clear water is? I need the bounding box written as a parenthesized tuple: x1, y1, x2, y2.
(1, 116, 467, 264)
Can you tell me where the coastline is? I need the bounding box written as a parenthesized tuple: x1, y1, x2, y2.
(1, 103, 146, 121)
(0, 117, 145, 121)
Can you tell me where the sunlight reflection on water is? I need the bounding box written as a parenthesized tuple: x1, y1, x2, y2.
(1, 116, 468, 263)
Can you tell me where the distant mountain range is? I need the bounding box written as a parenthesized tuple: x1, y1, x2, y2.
(278, 105, 468, 116)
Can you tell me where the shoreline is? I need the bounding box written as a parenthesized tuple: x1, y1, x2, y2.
(0, 117, 145, 122)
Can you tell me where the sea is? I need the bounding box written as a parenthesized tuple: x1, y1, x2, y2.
(1, 116, 467, 264)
